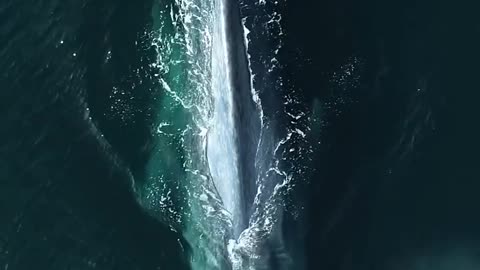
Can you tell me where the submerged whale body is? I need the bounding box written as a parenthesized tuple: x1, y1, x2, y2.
(217, 0, 293, 269)
(224, 0, 262, 236)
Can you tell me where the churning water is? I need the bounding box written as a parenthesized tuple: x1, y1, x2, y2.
(137, 0, 318, 269)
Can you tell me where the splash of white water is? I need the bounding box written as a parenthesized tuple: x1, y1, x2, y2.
(207, 0, 242, 236)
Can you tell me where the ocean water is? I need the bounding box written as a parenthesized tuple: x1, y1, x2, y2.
(2, 0, 480, 269)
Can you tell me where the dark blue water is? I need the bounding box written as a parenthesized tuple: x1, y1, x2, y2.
(282, 0, 480, 269)
(0, 0, 189, 268)
(2, 0, 480, 269)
